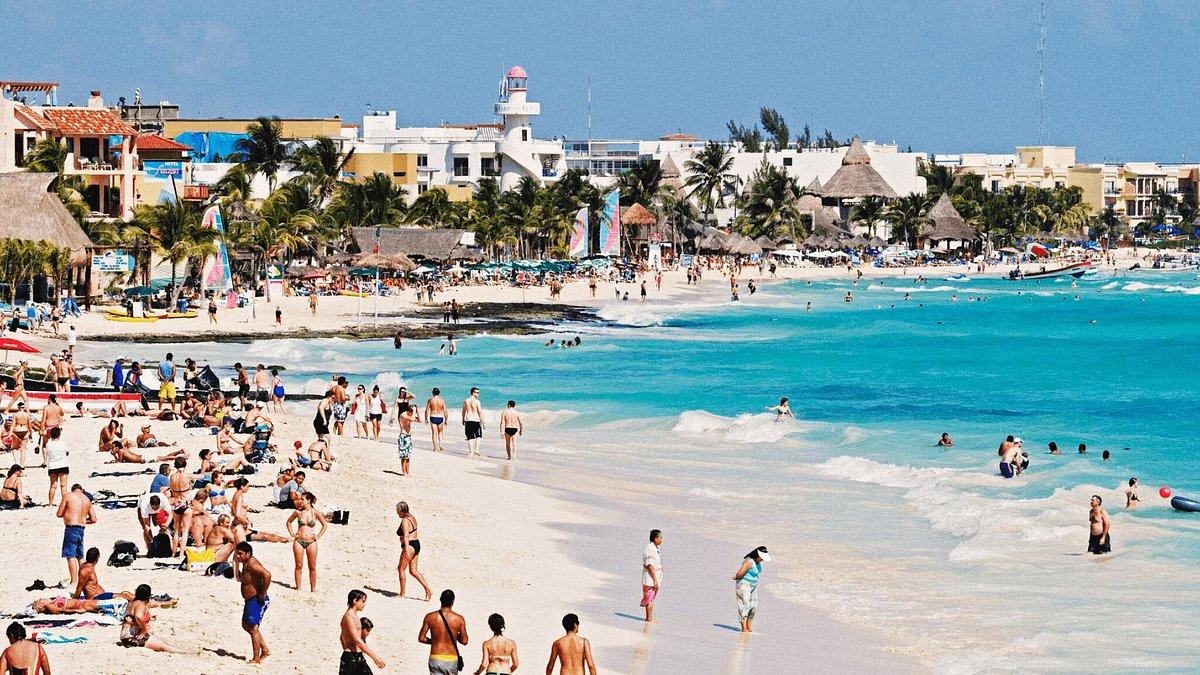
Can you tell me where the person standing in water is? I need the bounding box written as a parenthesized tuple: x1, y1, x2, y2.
(1125, 478, 1140, 510)
(462, 388, 484, 458)
(426, 388, 448, 452)
(733, 546, 770, 633)
(764, 397, 795, 421)
(641, 530, 663, 623)
(499, 401, 522, 460)
(1088, 495, 1111, 554)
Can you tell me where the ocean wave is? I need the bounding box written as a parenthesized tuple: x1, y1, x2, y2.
(888, 285, 958, 293)
(296, 376, 331, 395)
(520, 408, 581, 427)
(371, 371, 406, 394)
(595, 303, 669, 327)
(672, 410, 800, 443)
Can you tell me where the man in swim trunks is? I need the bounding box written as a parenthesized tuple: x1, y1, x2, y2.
(425, 388, 447, 452)
(332, 377, 349, 436)
(1087, 494, 1111, 554)
(936, 433, 954, 447)
(57, 483, 96, 587)
(999, 438, 1021, 478)
(499, 400, 522, 460)
(234, 363, 250, 411)
(418, 589, 468, 675)
(462, 388, 484, 458)
(341, 589, 386, 673)
(397, 402, 418, 476)
(73, 547, 138, 601)
(234, 542, 271, 664)
(253, 364, 271, 404)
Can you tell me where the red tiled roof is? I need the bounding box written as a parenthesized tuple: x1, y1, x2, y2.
(136, 134, 192, 151)
(12, 105, 55, 131)
(41, 108, 136, 136)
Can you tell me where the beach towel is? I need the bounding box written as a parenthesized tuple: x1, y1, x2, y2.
(31, 631, 87, 644)
(96, 598, 128, 620)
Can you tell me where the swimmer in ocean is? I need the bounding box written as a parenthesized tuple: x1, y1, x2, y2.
(764, 397, 795, 422)
(936, 433, 953, 447)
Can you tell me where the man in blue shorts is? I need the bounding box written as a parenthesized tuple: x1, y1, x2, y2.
(234, 542, 272, 664)
(56, 484, 96, 588)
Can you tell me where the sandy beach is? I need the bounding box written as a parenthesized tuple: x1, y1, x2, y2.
(0, 248, 1154, 674)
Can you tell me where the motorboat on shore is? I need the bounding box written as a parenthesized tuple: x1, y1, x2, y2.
(1007, 261, 1093, 280)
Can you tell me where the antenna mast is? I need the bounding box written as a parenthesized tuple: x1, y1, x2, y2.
(587, 76, 592, 161)
(1038, 0, 1046, 145)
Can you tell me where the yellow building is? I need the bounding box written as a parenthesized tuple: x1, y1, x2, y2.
(162, 117, 349, 140)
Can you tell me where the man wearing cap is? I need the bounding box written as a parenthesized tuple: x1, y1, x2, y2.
(136, 492, 166, 549)
(999, 437, 1022, 478)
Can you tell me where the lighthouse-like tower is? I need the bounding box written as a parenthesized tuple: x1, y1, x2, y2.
(495, 66, 545, 191)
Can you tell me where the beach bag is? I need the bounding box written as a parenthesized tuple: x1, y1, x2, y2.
(204, 562, 234, 578)
(183, 547, 215, 572)
(147, 532, 172, 559)
(108, 540, 138, 567)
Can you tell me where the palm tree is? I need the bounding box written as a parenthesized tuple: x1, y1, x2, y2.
(500, 176, 541, 258)
(614, 159, 666, 215)
(684, 142, 734, 221)
(22, 138, 90, 225)
(232, 116, 290, 193)
(851, 195, 887, 238)
(659, 193, 698, 249)
(919, 161, 956, 201)
(289, 136, 354, 203)
(126, 200, 217, 308)
(327, 172, 407, 231)
(884, 193, 930, 248)
(735, 159, 801, 240)
(212, 164, 255, 205)
(407, 187, 453, 227)
(1092, 205, 1125, 249)
(464, 178, 511, 255)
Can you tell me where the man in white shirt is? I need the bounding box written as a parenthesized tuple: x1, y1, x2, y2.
(136, 492, 167, 549)
(44, 426, 69, 506)
(641, 529, 663, 622)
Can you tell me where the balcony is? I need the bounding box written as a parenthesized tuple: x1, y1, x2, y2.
(542, 168, 559, 178)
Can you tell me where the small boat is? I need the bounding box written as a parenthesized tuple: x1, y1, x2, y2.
(339, 290, 371, 298)
(945, 274, 971, 282)
(1007, 262, 1093, 280)
(1171, 496, 1200, 513)
(107, 308, 197, 320)
(25, 390, 142, 403)
(104, 315, 159, 323)
(161, 311, 198, 319)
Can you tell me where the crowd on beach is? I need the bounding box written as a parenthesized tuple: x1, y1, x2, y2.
(0, 339, 769, 674)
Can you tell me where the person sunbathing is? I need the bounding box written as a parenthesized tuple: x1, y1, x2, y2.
(31, 597, 100, 614)
(198, 449, 250, 476)
(228, 478, 291, 545)
(107, 442, 187, 464)
(204, 514, 238, 562)
(137, 425, 177, 448)
(0, 465, 31, 509)
(71, 547, 176, 605)
(215, 422, 242, 455)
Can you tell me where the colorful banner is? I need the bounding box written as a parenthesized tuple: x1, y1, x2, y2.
(200, 205, 233, 292)
(569, 207, 588, 257)
(598, 190, 621, 256)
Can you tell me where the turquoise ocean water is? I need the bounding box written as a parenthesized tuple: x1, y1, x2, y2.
(130, 270, 1200, 672)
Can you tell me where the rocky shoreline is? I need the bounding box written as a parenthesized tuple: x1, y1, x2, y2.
(83, 302, 600, 344)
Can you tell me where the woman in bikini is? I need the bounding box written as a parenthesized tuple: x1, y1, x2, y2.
(473, 613, 519, 675)
(214, 422, 239, 455)
(206, 470, 232, 515)
(286, 491, 328, 592)
(0, 621, 50, 674)
(0, 465, 29, 509)
(2, 362, 28, 414)
(396, 501, 433, 601)
(120, 584, 190, 653)
(10, 405, 30, 467)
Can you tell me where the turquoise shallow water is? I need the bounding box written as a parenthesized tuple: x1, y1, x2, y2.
(127, 270, 1200, 672)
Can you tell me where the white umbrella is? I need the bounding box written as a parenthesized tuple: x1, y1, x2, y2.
(770, 249, 803, 258)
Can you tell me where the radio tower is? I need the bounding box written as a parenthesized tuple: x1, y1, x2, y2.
(1038, 0, 1047, 145)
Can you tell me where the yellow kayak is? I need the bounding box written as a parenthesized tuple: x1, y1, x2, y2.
(104, 315, 160, 323)
(161, 312, 198, 319)
(339, 290, 371, 297)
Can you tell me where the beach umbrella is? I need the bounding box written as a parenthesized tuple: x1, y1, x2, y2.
(123, 286, 155, 297)
(0, 337, 38, 365)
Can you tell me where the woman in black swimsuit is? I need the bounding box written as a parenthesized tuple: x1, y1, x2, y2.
(0, 465, 28, 509)
(396, 501, 432, 602)
(313, 392, 334, 439)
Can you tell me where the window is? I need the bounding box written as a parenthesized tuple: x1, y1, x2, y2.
(782, 157, 792, 167)
(991, 180, 1001, 193)
(521, 129, 528, 142)
(453, 156, 469, 177)
(392, 172, 405, 178)
(418, 184, 429, 194)
(481, 157, 498, 176)
(417, 155, 428, 168)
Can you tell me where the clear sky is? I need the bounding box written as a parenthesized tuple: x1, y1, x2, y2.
(3, 1, 1198, 162)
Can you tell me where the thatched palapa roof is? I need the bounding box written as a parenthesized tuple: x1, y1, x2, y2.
(621, 203, 657, 227)
(818, 136, 899, 199)
(352, 252, 417, 271)
(351, 227, 468, 262)
(0, 172, 93, 260)
(921, 193, 979, 241)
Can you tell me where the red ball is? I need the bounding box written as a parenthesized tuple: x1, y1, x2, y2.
(1160, 486, 1173, 499)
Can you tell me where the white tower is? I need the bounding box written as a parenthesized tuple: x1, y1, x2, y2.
(495, 66, 544, 190)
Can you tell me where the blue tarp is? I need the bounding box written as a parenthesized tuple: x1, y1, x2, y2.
(173, 131, 249, 163)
